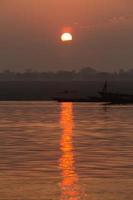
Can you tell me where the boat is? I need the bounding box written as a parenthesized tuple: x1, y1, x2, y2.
(99, 81, 133, 104)
(53, 89, 102, 102)
(54, 96, 102, 102)
(54, 81, 133, 104)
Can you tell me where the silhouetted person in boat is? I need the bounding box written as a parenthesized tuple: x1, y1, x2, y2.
(102, 80, 108, 94)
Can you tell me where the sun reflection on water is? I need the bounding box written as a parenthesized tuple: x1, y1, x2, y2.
(59, 103, 80, 200)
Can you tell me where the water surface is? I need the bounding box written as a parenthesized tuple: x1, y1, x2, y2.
(0, 102, 132, 200)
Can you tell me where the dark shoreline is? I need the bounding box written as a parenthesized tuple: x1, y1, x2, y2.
(0, 80, 133, 101)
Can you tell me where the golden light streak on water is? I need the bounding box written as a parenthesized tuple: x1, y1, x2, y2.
(59, 103, 81, 200)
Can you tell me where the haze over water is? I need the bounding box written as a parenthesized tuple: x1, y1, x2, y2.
(0, 102, 133, 200)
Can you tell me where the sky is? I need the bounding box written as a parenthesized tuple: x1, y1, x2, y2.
(0, 0, 133, 72)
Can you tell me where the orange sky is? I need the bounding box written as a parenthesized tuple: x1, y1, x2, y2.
(0, 0, 133, 71)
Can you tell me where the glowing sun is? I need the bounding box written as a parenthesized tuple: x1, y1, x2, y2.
(61, 33, 72, 42)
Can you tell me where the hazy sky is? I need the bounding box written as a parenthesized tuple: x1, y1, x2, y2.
(0, 0, 133, 72)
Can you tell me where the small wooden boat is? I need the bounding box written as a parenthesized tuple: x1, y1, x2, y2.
(54, 81, 133, 104)
(99, 81, 133, 104)
(53, 90, 102, 103)
(54, 96, 102, 103)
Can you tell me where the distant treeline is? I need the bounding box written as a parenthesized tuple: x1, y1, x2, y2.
(0, 67, 133, 81)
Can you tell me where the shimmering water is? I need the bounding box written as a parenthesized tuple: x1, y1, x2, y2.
(0, 102, 133, 200)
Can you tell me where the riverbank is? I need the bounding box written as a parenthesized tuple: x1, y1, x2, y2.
(0, 80, 133, 100)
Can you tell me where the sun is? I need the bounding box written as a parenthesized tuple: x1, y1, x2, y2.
(61, 32, 72, 42)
